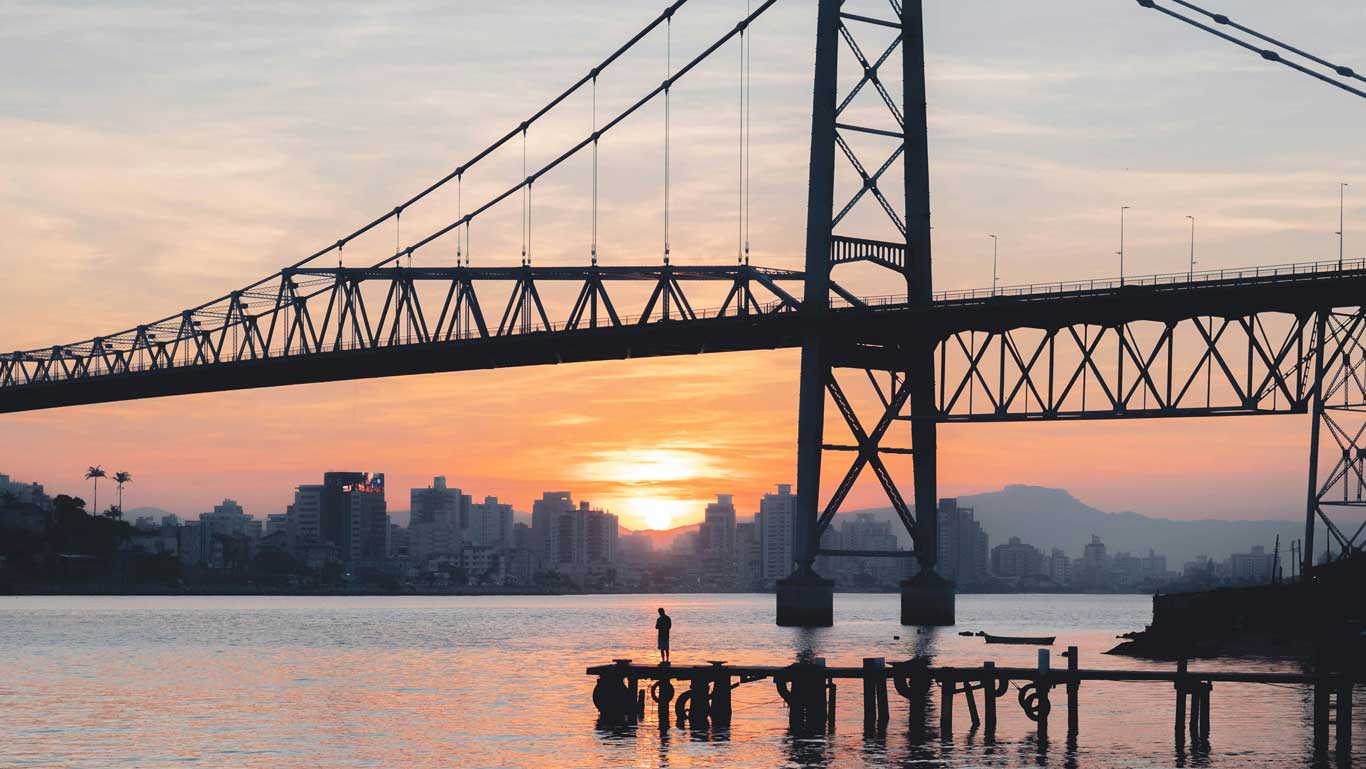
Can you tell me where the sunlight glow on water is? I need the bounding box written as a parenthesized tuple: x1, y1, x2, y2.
(0, 594, 1359, 768)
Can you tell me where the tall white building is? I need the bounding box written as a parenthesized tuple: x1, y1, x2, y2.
(409, 477, 467, 565)
(531, 491, 575, 562)
(469, 495, 514, 548)
(757, 483, 797, 586)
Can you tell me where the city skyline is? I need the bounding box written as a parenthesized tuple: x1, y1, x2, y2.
(2, 1, 1363, 531)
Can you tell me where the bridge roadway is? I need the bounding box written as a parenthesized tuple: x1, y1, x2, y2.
(2, 258, 1364, 414)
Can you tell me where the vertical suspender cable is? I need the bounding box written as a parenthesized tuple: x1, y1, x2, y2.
(744, 0, 752, 265)
(663, 16, 672, 266)
(521, 127, 528, 266)
(738, 23, 745, 264)
(456, 173, 463, 266)
(592, 76, 599, 265)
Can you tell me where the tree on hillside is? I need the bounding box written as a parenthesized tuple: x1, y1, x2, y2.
(84, 466, 106, 517)
(112, 471, 133, 520)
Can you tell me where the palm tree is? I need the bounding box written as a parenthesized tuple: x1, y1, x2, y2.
(112, 471, 132, 519)
(85, 466, 106, 516)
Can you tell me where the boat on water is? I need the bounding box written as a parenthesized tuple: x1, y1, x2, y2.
(981, 633, 1055, 646)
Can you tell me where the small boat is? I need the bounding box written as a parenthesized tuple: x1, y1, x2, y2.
(982, 633, 1055, 646)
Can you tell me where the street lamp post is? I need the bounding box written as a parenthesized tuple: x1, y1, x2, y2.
(1186, 215, 1196, 281)
(1118, 206, 1130, 286)
(989, 234, 998, 296)
(1339, 182, 1349, 270)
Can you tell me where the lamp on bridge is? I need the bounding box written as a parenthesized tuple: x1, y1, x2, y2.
(1339, 182, 1349, 270)
(1186, 215, 1196, 281)
(1118, 206, 1131, 286)
(989, 234, 999, 296)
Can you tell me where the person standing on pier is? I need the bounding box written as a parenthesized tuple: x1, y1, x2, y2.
(655, 607, 672, 664)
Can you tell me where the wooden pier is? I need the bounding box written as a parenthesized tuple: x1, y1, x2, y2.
(588, 648, 1361, 760)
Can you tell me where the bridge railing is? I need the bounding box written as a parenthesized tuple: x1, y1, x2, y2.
(933, 256, 1366, 302)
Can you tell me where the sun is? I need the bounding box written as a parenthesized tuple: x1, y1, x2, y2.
(619, 496, 698, 531)
(644, 508, 673, 530)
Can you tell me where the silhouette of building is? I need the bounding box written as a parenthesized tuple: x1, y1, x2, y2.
(409, 477, 467, 565)
(735, 520, 762, 590)
(936, 498, 988, 589)
(468, 495, 514, 548)
(0, 473, 48, 508)
(839, 513, 902, 586)
(1228, 545, 1274, 583)
(1047, 548, 1072, 584)
(531, 491, 575, 562)
(201, 499, 260, 540)
(536, 493, 618, 580)
(265, 513, 289, 537)
(757, 484, 797, 586)
(991, 536, 1044, 580)
(698, 494, 737, 587)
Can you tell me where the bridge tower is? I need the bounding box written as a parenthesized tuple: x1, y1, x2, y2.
(778, 0, 953, 626)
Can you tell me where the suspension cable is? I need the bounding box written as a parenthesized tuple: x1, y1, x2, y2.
(1137, 0, 1366, 100)
(663, 15, 672, 266)
(456, 173, 463, 266)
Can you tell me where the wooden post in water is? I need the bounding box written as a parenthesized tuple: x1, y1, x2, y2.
(940, 677, 954, 736)
(1199, 682, 1210, 742)
(708, 661, 731, 728)
(1174, 658, 1188, 749)
(1065, 646, 1079, 737)
(862, 657, 889, 733)
(1336, 682, 1353, 760)
(1036, 649, 1050, 742)
(1188, 680, 1201, 743)
(983, 661, 997, 738)
(1313, 676, 1331, 752)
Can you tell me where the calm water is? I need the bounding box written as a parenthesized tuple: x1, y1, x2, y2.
(0, 593, 1358, 768)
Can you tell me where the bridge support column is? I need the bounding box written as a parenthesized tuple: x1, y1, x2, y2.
(776, 572, 834, 627)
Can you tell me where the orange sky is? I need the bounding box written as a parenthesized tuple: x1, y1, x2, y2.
(0, 1, 1361, 529)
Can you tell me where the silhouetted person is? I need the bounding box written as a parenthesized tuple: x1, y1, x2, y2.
(655, 607, 672, 663)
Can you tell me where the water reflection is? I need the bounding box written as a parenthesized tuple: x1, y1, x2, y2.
(3, 594, 1360, 769)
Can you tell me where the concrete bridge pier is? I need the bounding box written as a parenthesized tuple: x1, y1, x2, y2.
(900, 572, 955, 626)
(776, 571, 834, 627)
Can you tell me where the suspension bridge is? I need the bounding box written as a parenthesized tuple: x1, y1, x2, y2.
(2, 0, 1363, 625)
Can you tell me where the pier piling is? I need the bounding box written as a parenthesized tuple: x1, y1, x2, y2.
(1065, 646, 1079, 737)
(862, 657, 890, 733)
(983, 661, 998, 738)
(1174, 658, 1188, 748)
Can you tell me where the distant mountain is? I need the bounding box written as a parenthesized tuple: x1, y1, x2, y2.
(845, 485, 1300, 567)
(620, 522, 703, 551)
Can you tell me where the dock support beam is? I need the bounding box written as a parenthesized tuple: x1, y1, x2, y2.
(1174, 658, 1188, 748)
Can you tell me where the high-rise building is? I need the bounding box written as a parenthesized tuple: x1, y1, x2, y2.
(532, 491, 575, 562)
(990, 536, 1044, 580)
(469, 495, 514, 548)
(410, 477, 465, 564)
(699, 495, 737, 556)
(1047, 548, 1072, 584)
(288, 486, 322, 553)
(936, 498, 989, 589)
(840, 513, 902, 586)
(757, 484, 797, 586)
(735, 520, 762, 591)
(201, 499, 261, 540)
(534, 493, 617, 578)
(265, 513, 289, 538)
